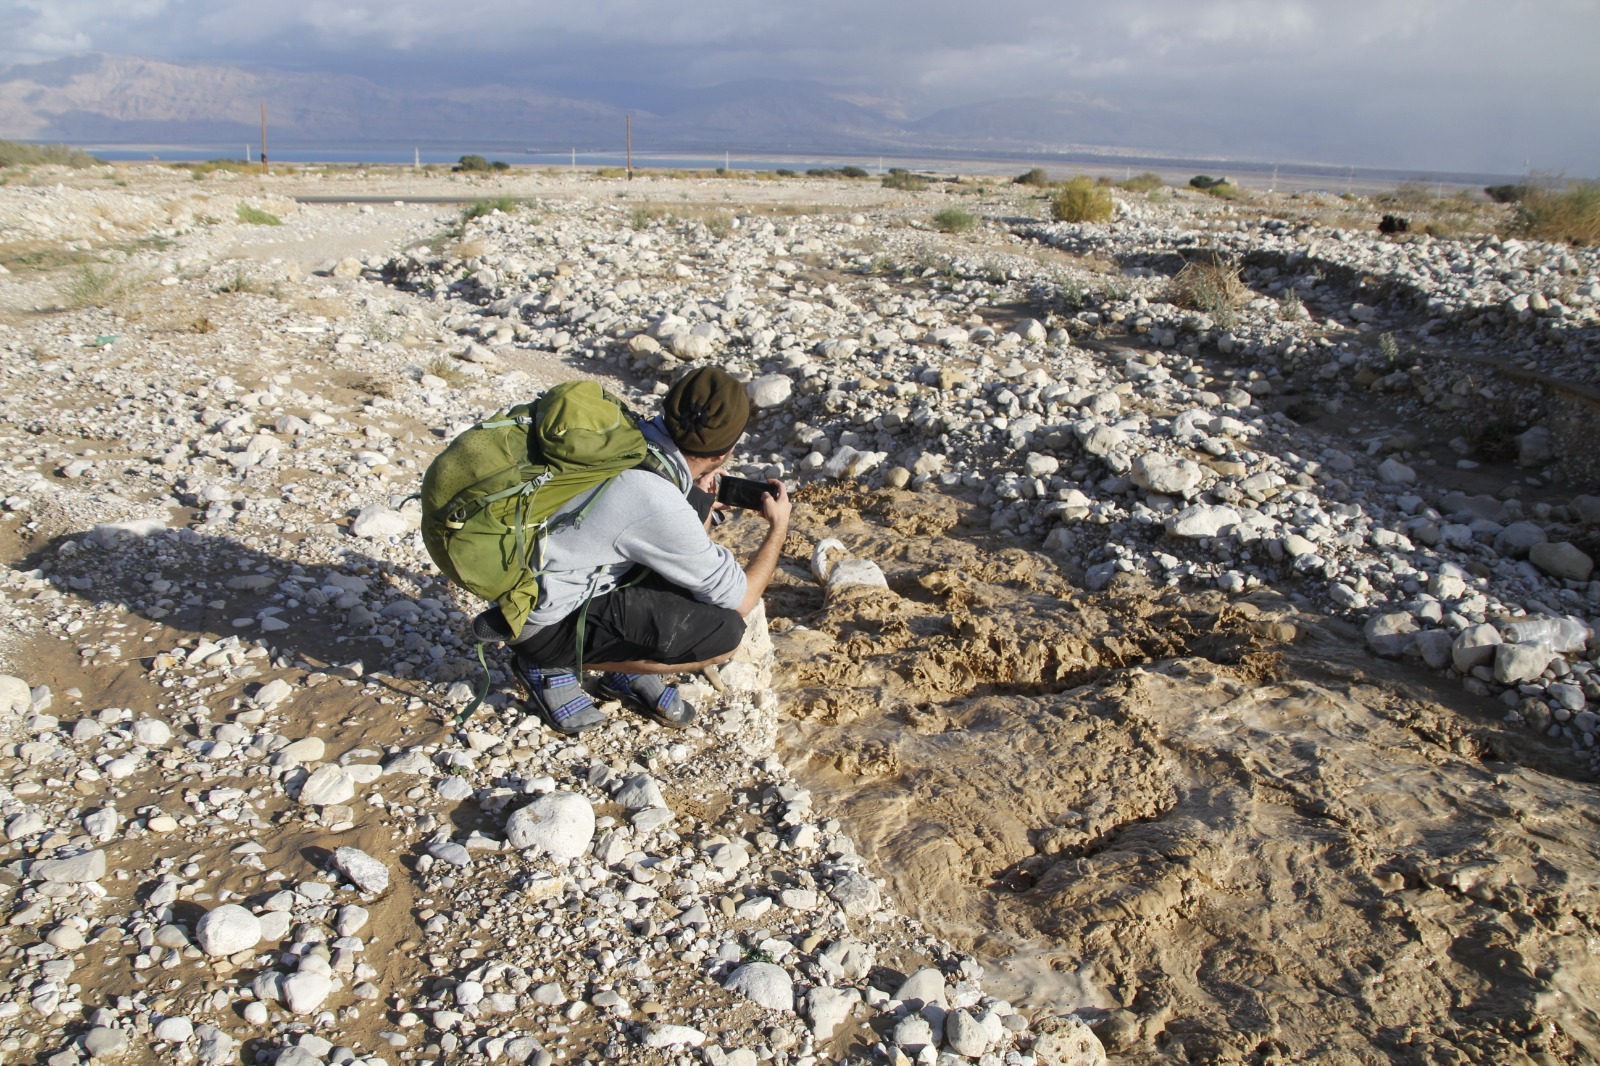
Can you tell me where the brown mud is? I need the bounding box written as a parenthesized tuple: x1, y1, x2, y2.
(734, 483, 1600, 1064)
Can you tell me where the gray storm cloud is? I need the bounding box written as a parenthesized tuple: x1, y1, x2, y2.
(0, 0, 1595, 172)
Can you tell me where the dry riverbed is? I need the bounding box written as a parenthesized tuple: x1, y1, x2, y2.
(0, 163, 1597, 1066)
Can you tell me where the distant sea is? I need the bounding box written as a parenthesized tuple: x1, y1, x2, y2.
(74, 143, 1519, 195)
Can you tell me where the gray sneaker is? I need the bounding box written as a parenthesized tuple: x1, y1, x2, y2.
(511, 659, 606, 735)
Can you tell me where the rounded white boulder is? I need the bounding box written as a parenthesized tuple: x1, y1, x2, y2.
(505, 791, 595, 860)
(723, 962, 794, 1011)
(195, 904, 262, 957)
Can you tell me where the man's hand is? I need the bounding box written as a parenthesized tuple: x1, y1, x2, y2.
(693, 464, 726, 497)
(736, 479, 793, 617)
(759, 479, 792, 529)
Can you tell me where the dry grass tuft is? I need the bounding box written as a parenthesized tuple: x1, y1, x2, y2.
(1168, 259, 1249, 325)
(1516, 181, 1600, 246)
(424, 355, 468, 387)
(57, 264, 149, 311)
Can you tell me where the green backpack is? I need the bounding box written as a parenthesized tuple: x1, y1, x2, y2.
(420, 380, 672, 642)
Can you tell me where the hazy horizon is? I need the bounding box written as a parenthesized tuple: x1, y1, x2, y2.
(2, 1, 1597, 175)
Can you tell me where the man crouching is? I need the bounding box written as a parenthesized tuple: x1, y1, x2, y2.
(502, 366, 790, 734)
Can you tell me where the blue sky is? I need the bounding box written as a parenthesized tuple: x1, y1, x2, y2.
(3, 0, 1597, 173)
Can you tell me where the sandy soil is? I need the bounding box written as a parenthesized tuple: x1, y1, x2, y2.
(722, 481, 1600, 1065)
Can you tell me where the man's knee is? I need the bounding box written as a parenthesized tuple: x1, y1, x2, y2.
(691, 608, 745, 663)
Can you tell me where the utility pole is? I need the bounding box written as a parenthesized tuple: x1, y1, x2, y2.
(571, 147, 576, 170)
(260, 102, 268, 174)
(414, 147, 420, 169)
(626, 115, 633, 180)
(725, 150, 730, 173)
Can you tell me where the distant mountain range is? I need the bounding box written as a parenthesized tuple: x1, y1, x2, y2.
(0, 52, 1207, 164)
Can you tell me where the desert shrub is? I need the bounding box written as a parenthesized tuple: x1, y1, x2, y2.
(187, 159, 255, 179)
(1277, 288, 1305, 321)
(1118, 172, 1165, 193)
(882, 169, 929, 192)
(628, 206, 665, 230)
(236, 203, 282, 225)
(839, 165, 870, 179)
(1168, 259, 1248, 326)
(1014, 168, 1051, 187)
(455, 154, 492, 172)
(1377, 332, 1402, 368)
(217, 265, 257, 294)
(58, 264, 146, 310)
(775, 168, 797, 177)
(424, 355, 468, 387)
(1485, 183, 1532, 204)
(1189, 175, 1223, 190)
(0, 139, 100, 168)
(932, 207, 977, 233)
(1515, 181, 1600, 245)
(461, 197, 520, 221)
(1050, 177, 1114, 223)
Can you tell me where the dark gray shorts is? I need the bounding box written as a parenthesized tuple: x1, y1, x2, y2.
(511, 569, 745, 669)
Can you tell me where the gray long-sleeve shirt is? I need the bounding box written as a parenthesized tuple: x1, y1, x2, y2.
(523, 421, 747, 625)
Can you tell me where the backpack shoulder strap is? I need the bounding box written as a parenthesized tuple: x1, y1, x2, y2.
(640, 441, 690, 493)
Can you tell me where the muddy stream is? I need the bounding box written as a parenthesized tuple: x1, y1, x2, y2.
(721, 483, 1600, 1064)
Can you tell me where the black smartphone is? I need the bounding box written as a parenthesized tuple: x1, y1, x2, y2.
(716, 475, 773, 511)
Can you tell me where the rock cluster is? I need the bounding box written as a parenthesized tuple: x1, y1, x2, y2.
(387, 189, 1600, 762)
(0, 165, 1595, 1064)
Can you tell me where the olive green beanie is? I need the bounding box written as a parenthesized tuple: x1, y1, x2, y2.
(663, 366, 749, 456)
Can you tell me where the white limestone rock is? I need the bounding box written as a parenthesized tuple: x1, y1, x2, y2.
(195, 904, 262, 957)
(1131, 453, 1203, 497)
(723, 962, 794, 1011)
(333, 847, 389, 894)
(351, 505, 412, 539)
(505, 792, 595, 860)
(299, 764, 357, 806)
(1451, 624, 1502, 673)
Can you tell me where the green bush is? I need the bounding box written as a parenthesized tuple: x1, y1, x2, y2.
(455, 154, 502, 173)
(1205, 182, 1240, 200)
(839, 165, 870, 179)
(58, 264, 147, 310)
(236, 203, 282, 226)
(1516, 180, 1600, 245)
(1485, 183, 1531, 204)
(1050, 177, 1114, 223)
(775, 168, 797, 177)
(628, 205, 665, 230)
(187, 159, 255, 179)
(1014, 168, 1051, 187)
(1189, 175, 1224, 190)
(932, 207, 977, 233)
(461, 197, 520, 221)
(0, 139, 100, 168)
(1118, 172, 1165, 192)
(882, 169, 930, 192)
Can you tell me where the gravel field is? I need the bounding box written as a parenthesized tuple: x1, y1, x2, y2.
(0, 162, 1597, 1066)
